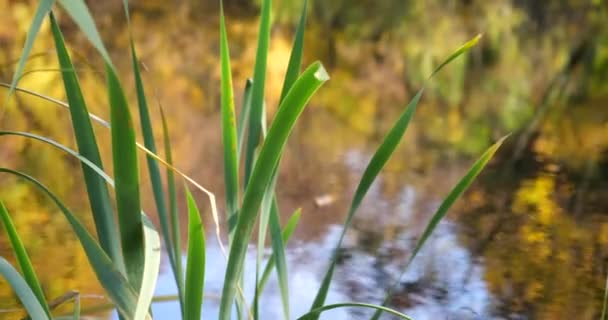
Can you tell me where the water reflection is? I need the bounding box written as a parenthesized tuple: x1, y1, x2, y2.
(143, 180, 496, 320)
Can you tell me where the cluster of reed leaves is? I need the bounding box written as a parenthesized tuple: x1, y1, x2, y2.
(0, 0, 508, 319)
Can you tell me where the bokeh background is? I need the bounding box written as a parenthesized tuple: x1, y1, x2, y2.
(0, 0, 607, 319)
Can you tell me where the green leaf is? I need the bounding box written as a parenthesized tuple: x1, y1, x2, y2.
(258, 208, 300, 292)
(243, 0, 272, 187)
(268, 198, 290, 320)
(128, 22, 183, 315)
(297, 302, 413, 320)
(56, 0, 113, 66)
(219, 61, 329, 320)
(0, 258, 50, 320)
(106, 64, 144, 292)
(220, 2, 240, 236)
(370, 135, 508, 320)
(278, 0, 308, 104)
(160, 105, 184, 303)
(310, 90, 423, 313)
(0, 131, 113, 183)
(134, 216, 161, 320)
(6, 0, 54, 102)
(237, 79, 253, 159)
(0, 202, 51, 317)
(310, 34, 482, 317)
(49, 12, 123, 271)
(184, 187, 206, 320)
(429, 34, 481, 79)
(0, 169, 138, 319)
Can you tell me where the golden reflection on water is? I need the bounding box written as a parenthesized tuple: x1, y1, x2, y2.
(0, 0, 607, 319)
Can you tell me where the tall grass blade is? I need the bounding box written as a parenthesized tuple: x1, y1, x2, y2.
(0, 169, 138, 319)
(370, 135, 508, 320)
(428, 34, 481, 79)
(278, 0, 307, 103)
(106, 64, 144, 292)
(258, 208, 301, 291)
(220, 2, 240, 236)
(219, 61, 328, 320)
(56, 0, 113, 66)
(160, 105, 184, 303)
(6, 0, 54, 102)
(0, 258, 50, 320)
(0, 202, 51, 317)
(298, 303, 412, 320)
(310, 35, 481, 316)
(184, 187, 206, 320)
(134, 216, 161, 320)
(268, 199, 290, 320)
(127, 19, 182, 315)
(243, 0, 272, 187)
(237, 79, 253, 158)
(49, 12, 123, 270)
(0, 131, 113, 182)
(309, 90, 423, 313)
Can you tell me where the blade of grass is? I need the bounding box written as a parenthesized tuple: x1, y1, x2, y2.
(258, 208, 301, 291)
(309, 89, 423, 313)
(160, 105, 184, 305)
(58, 0, 145, 293)
(0, 202, 51, 317)
(5, 0, 54, 103)
(128, 20, 183, 317)
(0, 131, 160, 318)
(267, 198, 290, 320)
(298, 303, 413, 320)
(428, 34, 481, 79)
(243, 0, 272, 187)
(310, 35, 482, 316)
(369, 135, 508, 320)
(49, 12, 124, 271)
(0, 258, 50, 320)
(278, 0, 307, 104)
(184, 187, 206, 320)
(56, 0, 113, 66)
(134, 216, 161, 320)
(237, 79, 253, 158)
(0, 169, 138, 319)
(219, 61, 329, 320)
(105, 64, 144, 292)
(220, 2, 240, 237)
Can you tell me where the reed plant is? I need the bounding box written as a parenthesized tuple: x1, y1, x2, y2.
(0, 0, 508, 319)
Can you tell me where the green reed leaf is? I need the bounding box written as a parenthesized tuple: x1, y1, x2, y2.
(298, 302, 413, 320)
(237, 79, 253, 159)
(243, 0, 272, 187)
(0, 258, 50, 320)
(370, 136, 507, 320)
(56, 0, 112, 65)
(160, 105, 184, 304)
(219, 61, 328, 320)
(258, 208, 301, 291)
(105, 64, 144, 292)
(311, 34, 482, 317)
(49, 12, 123, 271)
(0, 202, 51, 317)
(220, 2, 240, 236)
(309, 89, 423, 313)
(278, 0, 308, 104)
(184, 187, 206, 320)
(6, 0, 54, 102)
(0, 169, 138, 319)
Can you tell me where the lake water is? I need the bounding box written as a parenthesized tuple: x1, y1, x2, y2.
(0, 1, 607, 319)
